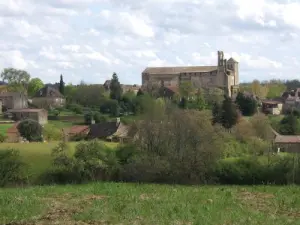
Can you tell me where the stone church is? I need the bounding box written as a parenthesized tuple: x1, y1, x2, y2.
(141, 51, 239, 97)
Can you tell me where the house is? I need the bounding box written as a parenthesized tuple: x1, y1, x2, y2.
(142, 51, 239, 97)
(272, 129, 300, 153)
(0, 92, 28, 111)
(7, 108, 48, 125)
(261, 100, 283, 115)
(103, 80, 111, 91)
(32, 86, 65, 109)
(87, 118, 131, 143)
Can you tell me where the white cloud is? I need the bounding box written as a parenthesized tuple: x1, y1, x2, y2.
(0, 0, 299, 84)
(62, 45, 81, 52)
(0, 50, 28, 70)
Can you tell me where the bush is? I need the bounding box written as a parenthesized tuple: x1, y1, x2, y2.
(118, 109, 222, 185)
(17, 119, 43, 142)
(0, 149, 27, 187)
(67, 103, 83, 114)
(0, 133, 6, 143)
(43, 124, 62, 141)
(213, 155, 300, 185)
(70, 133, 87, 142)
(43, 141, 118, 184)
(84, 112, 93, 125)
(93, 112, 108, 123)
(214, 157, 265, 185)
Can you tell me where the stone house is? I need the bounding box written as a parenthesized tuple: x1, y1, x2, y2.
(261, 100, 283, 115)
(272, 129, 300, 153)
(87, 118, 131, 143)
(32, 86, 65, 109)
(0, 92, 28, 111)
(7, 108, 48, 125)
(142, 51, 239, 97)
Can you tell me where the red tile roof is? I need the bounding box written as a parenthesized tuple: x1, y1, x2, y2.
(68, 125, 89, 135)
(275, 135, 300, 144)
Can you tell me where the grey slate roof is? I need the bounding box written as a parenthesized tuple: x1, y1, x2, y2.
(142, 66, 218, 74)
(33, 86, 64, 98)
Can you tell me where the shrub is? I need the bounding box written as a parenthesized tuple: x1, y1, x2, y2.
(43, 124, 62, 141)
(84, 112, 93, 125)
(119, 109, 222, 184)
(93, 112, 108, 123)
(73, 141, 117, 181)
(43, 141, 118, 184)
(17, 119, 43, 142)
(0, 133, 6, 143)
(213, 155, 300, 185)
(0, 149, 27, 187)
(214, 157, 266, 185)
(67, 103, 83, 114)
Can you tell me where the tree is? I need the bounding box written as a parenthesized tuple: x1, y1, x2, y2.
(221, 96, 239, 129)
(1, 68, 30, 94)
(17, 119, 43, 142)
(28, 78, 44, 97)
(178, 97, 187, 109)
(279, 114, 300, 135)
(59, 74, 65, 95)
(212, 102, 222, 125)
(251, 80, 268, 99)
(137, 89, 144, 96)
(266, 80, 286, 99)
(109, 73, 122, 101)
(235, 92, 257, 116)
(72, 84, 106, 107)
(179, 81, 194, 98)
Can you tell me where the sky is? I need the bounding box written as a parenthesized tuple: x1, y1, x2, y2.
(0, 0, 299, 85)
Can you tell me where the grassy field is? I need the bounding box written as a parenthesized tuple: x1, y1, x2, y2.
(0, 141, 118, 181)
(1, 183, 300, 224)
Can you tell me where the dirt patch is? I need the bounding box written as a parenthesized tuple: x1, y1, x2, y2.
(237, 191, 300, 218)
(4, 194, 108, 225)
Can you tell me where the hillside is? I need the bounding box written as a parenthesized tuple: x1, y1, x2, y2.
(1, 182, 300, 224)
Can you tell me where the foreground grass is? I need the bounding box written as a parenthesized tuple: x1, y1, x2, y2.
(0, 141, 118, 181)
(1, 183, 300, 224)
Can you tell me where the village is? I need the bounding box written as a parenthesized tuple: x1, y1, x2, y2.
(1, 0, 300, 222)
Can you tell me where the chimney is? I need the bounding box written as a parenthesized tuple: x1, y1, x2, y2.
(224, 59, 227, 70)
(116, 117, 120, 125)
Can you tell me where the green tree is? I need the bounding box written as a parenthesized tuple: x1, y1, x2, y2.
(28, 78, 44, 97)
(221, 96, 239, 129)
(251, 80, 268, 99)
(1, 68, 31, 94)
(109, 73, 122, 101)
(179, 81, 194, 98)
(212, 102, 222, 125)
(59, 74, 65, 95)
(137, 89, 144, 96)
(279, 114, 300, 135)
(178, 97, 187, 109)
(235, 92, 257, 116)
(17, 119, 43, 142)
(266, 80, 286, 99)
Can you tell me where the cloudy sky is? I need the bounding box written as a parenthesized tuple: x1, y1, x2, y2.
(0, 0, 299, 85)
